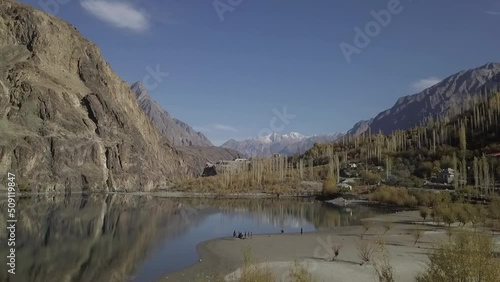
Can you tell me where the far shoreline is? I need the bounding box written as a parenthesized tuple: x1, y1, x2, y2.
(6, 190, 320, 199)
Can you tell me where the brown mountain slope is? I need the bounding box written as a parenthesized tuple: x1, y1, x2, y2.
(348, 63, 500, 136)
(0, 0, 190, 192)
(130, 81, 243, 174)
(131, 81, 213, 147)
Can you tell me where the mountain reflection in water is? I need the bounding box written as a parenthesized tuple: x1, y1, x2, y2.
(0, 194, 383, 282)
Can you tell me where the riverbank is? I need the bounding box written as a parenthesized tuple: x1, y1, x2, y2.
(10, 190, 321, 199)
(159, 210, 451, 282)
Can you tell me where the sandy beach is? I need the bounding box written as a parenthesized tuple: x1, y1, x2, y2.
(159, 210, 456, 282)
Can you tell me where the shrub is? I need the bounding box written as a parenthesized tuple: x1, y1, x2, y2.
(332, 244, 342, 261)
(454, 204, 469, 226)
(362, 170, 381, 185)
(322, 176, 337, 197)
(412, 191, 431, 207)
(240, 245, 275, 282)
(412, 228, 423, 246)
(416, 232, 500, 282)
(489, 197, 500, 220)
(357, 240, 375, 264)
(419, 207, 430, 223)
(383, 222, 393, 235)
(361, 220, 372, 239)
(373, 240, 395, 282)
(445, 227, 454, 242)
(441, 207, 455, 227)
(17, 182, 32, 193)
(369, 186, 418, 207)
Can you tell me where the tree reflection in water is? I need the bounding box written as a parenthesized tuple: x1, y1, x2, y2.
(0, 195, 383, 282)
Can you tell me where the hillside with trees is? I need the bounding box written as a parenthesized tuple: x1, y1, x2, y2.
(302, 91, 500, 195)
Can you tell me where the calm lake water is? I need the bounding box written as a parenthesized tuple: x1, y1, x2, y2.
(0, 194, 384, 282)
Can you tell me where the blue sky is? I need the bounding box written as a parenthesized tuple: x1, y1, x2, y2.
(24, 0, 500, 145)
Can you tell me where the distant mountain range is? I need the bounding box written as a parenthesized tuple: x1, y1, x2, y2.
(222, 132, 344, 157)
(348, 63, 500, 135)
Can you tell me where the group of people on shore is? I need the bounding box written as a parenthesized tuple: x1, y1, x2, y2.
(233, 228, 304, 239)
(233, 231, 252, 239)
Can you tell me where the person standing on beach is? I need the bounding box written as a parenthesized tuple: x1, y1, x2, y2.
(233, 230, 236, 237)
(300, 228, 303, 235)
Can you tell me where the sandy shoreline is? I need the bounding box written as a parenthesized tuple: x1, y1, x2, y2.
(159, 210, 452, 282)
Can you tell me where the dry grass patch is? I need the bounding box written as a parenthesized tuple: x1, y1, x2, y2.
(288, 260, 316, 282)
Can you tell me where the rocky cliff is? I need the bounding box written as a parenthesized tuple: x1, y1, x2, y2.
(0, 0, 190, 192)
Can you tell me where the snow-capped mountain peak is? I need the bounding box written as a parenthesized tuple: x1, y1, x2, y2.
(222, 132, 344, 157)
(284, 132, 306, 139)
(258, 132, 307, 143)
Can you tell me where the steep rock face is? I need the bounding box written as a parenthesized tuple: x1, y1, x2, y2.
(131, 81, 213, 147)
(346, 119, 373, 136)
(0, 1, 189, 192)
(349, 63, 500, 135)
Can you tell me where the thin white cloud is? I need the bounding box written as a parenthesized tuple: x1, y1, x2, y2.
(81, 0, 149, 32)
(411, 77, 441, 91)
(485, 10, 500, 15)
(194, 123, 237, 133)
(213, 123, 237, 132)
